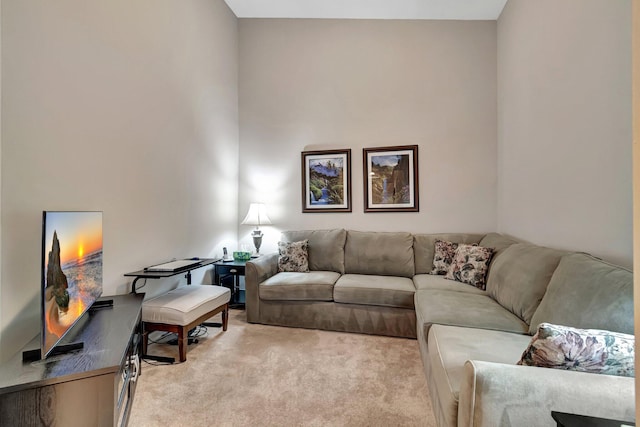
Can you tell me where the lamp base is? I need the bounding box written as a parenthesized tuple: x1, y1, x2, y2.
(252, 232, 263, 256)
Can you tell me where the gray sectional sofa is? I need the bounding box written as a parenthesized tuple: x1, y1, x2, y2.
(245, 229, 635, 427)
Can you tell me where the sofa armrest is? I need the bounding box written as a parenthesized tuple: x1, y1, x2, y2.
(245, 253, 278, 323)
(458, 360, 635, 427)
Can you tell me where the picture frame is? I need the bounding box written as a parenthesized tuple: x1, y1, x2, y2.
(301, 149, 352, 213)
(363, 145, 419, 212)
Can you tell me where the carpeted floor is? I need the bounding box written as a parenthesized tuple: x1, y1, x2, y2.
(129, 309, 436, 427)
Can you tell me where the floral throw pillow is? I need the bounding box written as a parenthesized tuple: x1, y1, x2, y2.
(518, 323, 635, 378)
(430, 240, 459, 275)
(278, 240, 310, 273)
(444, 243, 494, 289)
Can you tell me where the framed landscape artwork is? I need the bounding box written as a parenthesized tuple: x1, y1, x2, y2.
(301, 149, 351, 213)
(363, 145, 419, 212)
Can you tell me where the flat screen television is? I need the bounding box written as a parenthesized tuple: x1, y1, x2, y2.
(40, 211, 103, 358)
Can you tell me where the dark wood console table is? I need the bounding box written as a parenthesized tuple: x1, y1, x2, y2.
(0, 293, 144, 427)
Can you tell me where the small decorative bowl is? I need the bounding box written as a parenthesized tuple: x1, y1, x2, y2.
(233, 251, 251, 261)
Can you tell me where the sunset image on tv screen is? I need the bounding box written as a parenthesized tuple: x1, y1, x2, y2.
(42, 211, 103, 357)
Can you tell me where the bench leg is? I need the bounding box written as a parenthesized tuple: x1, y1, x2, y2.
(222, 304, 229, 331)
(178, 326, 188, 363)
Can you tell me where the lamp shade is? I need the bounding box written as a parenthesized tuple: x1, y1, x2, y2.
(241, 203, 272, 226)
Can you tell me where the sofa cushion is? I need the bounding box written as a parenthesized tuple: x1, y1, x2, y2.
(281, 229, 346, 273)
(529, 253, 634, 335)
(277, 240, 309, 272)
(415, 289, 529, 340)
(486, 243, 565, 324)
(430, 240, 459, 275)
(518, 323, 635, 378)
(259, 271, 340, 301)
(478, 232, 520, 254)
(344, 231, 414, 278)
(334, 274, 415, 309)
(426, 324, 532, 427)
(413, 233, 484, 275)
(444, 244, 494, 290)
(413, 274, 486, 295)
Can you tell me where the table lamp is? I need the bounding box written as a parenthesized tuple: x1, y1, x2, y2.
(241, 203, 272, 256)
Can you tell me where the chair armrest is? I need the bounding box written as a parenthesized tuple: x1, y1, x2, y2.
(458, 360, 635, 427)
(245, 253, 278, 323)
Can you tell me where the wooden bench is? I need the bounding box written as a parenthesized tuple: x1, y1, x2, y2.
(141, 285, 230, 362)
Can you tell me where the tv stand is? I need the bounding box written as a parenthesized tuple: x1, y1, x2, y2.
(0, 294, 144, 427)
(22, 341, 85, 362)
(91, 298, 114, 309)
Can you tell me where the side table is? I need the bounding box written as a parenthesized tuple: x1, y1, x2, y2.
(213, 260, 247, 309)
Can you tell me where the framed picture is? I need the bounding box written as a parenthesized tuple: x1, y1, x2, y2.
(363, 145, 419, 212)
(301, 149, 352, 213)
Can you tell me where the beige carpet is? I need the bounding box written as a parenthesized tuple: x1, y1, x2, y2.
(129, 309, 436, 427)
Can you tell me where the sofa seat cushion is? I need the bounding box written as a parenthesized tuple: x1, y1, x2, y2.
(415, 289, 529, 341)
(413, 274, 486, 295)
(334, 274, 415, 309)
(427, 324, 532, 427)
(259, 271, 340, 301)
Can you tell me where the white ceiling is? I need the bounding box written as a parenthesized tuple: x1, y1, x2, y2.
(223, 0, 508, 20)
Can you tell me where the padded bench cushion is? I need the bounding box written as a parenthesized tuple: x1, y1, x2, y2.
(334, 274, 415, 309)
(260, 271, 340, 301)
(142, 285, 230, 326)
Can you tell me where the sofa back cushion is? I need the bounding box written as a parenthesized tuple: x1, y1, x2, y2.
(413, 233, 485, 274)
(478, 232, 520, 254)
(529, 253, 634, 335)
(281, 229, 346, 273)
(479, 232, 520, 286)
(486, 243, 565, 324)
(344, 231, 415, 278)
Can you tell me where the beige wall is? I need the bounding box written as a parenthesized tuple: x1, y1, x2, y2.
(632, 0, 639, 420)
(497, 0, 632, 267)
(238, 19, 498, 253)
(0, 0, 239, 361)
